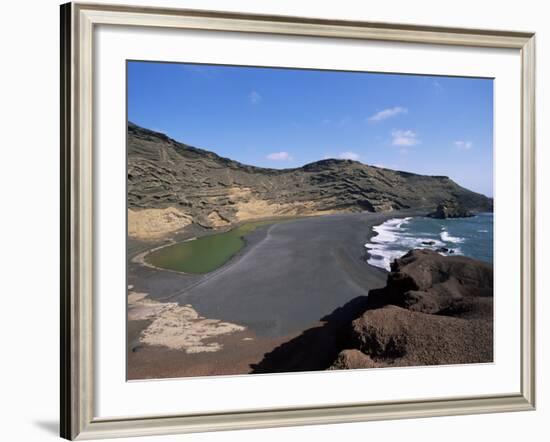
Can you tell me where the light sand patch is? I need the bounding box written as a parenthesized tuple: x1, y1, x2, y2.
(207, 210, 230, 227)
(228, 186, 333, 221)
(235, 197, 337, 221)
(203, 185, 338, 222)
(371, 201, 396, 212)
(128, 291, 245, 353)
(128, 207, 192, 240)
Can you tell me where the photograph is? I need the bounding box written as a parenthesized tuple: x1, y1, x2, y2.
(126, 61, 494, 380)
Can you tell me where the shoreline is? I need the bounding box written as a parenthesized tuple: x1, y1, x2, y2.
(130, 209, 429, 276)
(365, 212, 494, 271)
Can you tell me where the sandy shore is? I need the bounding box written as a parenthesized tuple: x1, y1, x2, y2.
(127, 209, 424, 379)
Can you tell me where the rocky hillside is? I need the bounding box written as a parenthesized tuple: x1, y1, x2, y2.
(127, 123, 492, 238)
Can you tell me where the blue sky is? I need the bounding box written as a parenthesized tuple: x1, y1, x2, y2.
(128, 61, 493, 197)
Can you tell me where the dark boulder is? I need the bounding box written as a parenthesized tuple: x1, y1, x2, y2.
(348, 305, 493, 366)
(368, 249, 493, 318)
(428, 201, 473, 219)
(329, 349, 380, 370)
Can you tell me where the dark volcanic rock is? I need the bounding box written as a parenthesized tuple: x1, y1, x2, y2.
(428, 201, 474, 219)
(329, 349, 380, 370)
(127, 122, 493, 231)
(367, 249, 493, 318)
(348, 305, 493, 366)
(329, 250, 493, 369)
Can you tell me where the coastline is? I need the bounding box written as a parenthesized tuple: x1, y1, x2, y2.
(365, 212, 494, 271)
(129, 209, 428, 277)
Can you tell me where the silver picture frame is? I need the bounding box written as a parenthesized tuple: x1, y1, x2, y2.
(60, 2, 536, 440)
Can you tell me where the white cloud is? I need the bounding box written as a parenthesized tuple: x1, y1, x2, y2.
(338, 151, 360, 160)
(266, 151, 292, 161)
(368, 106, 408, 122)
(454, 140, 473, 150)
(391, 129, 419, 146)
(249, 91, 262, 104)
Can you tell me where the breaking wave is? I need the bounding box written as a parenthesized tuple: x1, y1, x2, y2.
(440, 230, 464, 243)
(365, 217, 472, 271)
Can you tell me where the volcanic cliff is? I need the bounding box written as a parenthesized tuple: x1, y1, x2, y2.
(127, 123, 492, 239)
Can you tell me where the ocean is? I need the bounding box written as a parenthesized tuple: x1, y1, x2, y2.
(365, 213, 494, 271)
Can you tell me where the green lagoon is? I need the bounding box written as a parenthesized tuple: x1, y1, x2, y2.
(145, 220, 277, 274)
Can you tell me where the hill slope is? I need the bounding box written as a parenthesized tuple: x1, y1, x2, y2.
(127, 123, 492, 238)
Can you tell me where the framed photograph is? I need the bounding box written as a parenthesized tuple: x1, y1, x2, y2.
(60, 2, 536, 440)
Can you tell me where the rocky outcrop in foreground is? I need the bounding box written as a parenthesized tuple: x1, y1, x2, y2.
(331, 250, 493, 369)
(128, 123, 493, 238)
